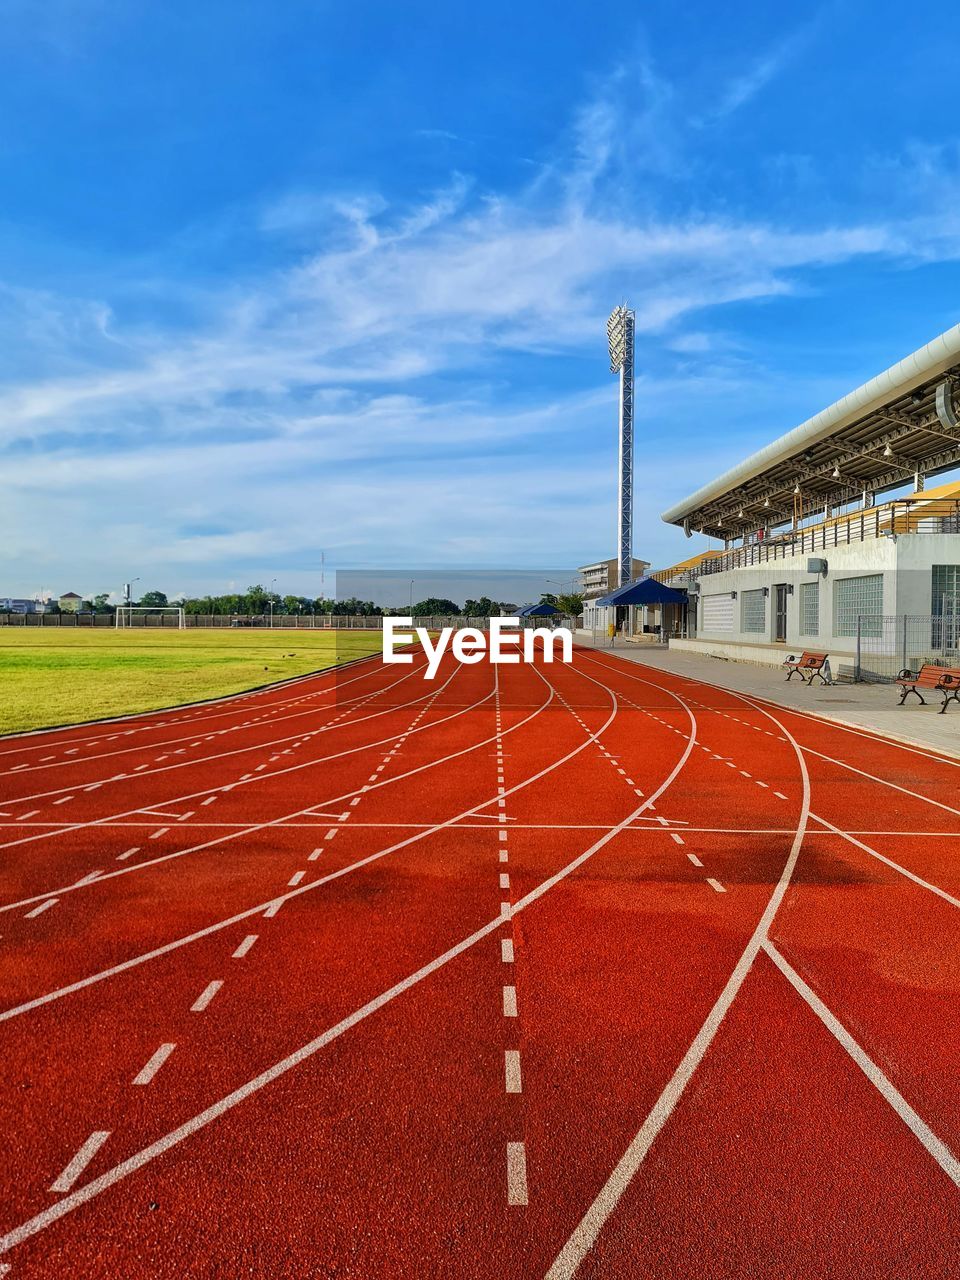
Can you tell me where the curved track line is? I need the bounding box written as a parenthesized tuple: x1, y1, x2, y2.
(0, 651, 434, 807)
(0, 647, 388, 757)
(544, 659, 811, 1280)
(0, 649, 699, 1262)
(0, 661, 486, 912)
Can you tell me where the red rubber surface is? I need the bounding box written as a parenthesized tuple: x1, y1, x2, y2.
(0, 644, 958, 1277)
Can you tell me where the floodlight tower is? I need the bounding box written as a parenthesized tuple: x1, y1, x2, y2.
(607, 304, 636, 587)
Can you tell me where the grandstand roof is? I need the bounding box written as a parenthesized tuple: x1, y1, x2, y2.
(661, 322, 960, 540)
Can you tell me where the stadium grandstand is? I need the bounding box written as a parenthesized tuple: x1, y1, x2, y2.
(653, 321, 960, 677)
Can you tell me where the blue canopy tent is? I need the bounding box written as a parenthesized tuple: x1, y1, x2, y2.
(517, 601, 561, 617)
(596, 576, 689, 641)
(595, 577, 687, 607)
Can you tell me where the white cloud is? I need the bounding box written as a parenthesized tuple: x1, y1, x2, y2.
(3, 49, 960, 596)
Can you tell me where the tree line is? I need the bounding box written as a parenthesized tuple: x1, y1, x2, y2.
(79, 585, 584, 617)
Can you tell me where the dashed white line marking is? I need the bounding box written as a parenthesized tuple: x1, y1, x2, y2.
(308, 848, 323, 861)
(706, 878, 726, 894)
(502, 986, 518, 1017)
(49, 1131, 111, 1194)
(116, 847, 140, 861)
(774, 792, 788, 800)
(499, 872, 510, 890)
(25, 898, 57, 919)
(501, 938, 514, 963)
(498, 831, 508, 843)
(190, 981, 223, 1013)
(500, 901, 512, 918)
(325, 829, 338, 840)
(687, 853, 704, 867)
(149, 828, 169, 839)
(53, 796, 74, 806)
(507, 1142, 528, 1206)
(263, 901, 282, 919)
(499, 850, 508, 863)
(132, 1043, 175, 1086)
(505, 1050, 523, 1094)
(670, 833, 685, 846)
(232, 935, 258, 959)
(288, 871, 305, 887)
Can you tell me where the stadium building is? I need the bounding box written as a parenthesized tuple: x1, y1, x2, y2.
(656, 322, 960, 679)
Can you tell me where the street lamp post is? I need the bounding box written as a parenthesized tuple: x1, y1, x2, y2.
(409, 579, 414, 612)
(270, 578, 278, 629)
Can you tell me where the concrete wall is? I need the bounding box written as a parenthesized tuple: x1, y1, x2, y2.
(688, 535, 960, 657)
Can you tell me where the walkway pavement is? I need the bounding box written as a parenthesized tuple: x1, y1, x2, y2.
(575, 635, 960, 758)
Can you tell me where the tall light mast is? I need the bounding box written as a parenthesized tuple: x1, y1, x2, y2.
(607, 304, 636, 587)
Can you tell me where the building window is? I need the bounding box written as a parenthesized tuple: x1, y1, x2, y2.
(799, 582, 819, 637)
(701, 593, 734, 633)
(741, 588, 765, 634)
(932, 565, 960, 616)
(834, 574, 883, 637)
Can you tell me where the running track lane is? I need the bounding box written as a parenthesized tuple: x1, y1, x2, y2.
(1, 647, 960, 1275)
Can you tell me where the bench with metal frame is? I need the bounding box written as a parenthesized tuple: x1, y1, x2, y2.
(895, 663, 960, 713)
(784, 651, 831, 685)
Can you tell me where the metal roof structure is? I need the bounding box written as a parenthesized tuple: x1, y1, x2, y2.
(596, 577, 687, 607)
(517, 601, 560, 617)
(661, 322, 960, 541)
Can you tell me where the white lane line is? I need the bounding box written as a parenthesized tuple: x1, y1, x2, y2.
(201, 797, 217, 807)
(308, 848, 323, 861)
(132, 1044, 175, 1086)
(503, 986, 518, 1017)
(149, 827, 168, 839)
(774, 792, 787, 801)
(687, 853, 704, 868)
(506, 1142, 528, 1206)
(232, 935, 258, 959)
(499, 872, 510, 890)
(116, 847, 140, 861)
(190, 981, 223, 1013)
(49, 1132, 111, 1194)
(545, 665, 809, 1280)
(764, 940, 960, 1187)
(25, 898, 57, 919)
(53, 796, 74, 806)
(810, 814, 960, 910)
(706, 878, 727, 894)
(288, 871, 306, 887)
(325, 829, 338, 840)
(670, 833, 685, 846)
(263, 901, 282, 919)
(73, 871, 103, 888)
(500, 900, 512, 918)
(501, 938, 514, 963)
(504, 1050, 523, 1094)
(499, 850, 508, 863)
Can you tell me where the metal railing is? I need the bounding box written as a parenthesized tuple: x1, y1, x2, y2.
(656, 497, 960, 583)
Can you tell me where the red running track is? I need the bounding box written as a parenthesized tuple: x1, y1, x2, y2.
(0, 644, 959, 1277)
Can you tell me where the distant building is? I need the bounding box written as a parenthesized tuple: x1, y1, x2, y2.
(58, 592, 83, 613)
(579, 557, 650, 630)
(0, 597, 38, 615)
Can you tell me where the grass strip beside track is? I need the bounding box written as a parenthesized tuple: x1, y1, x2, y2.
(0, 629, 386, 735)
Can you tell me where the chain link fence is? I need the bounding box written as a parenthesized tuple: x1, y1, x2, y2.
(855, 609, 960, 681)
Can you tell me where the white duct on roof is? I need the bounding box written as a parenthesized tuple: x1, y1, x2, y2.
(661, 322, 960, 526)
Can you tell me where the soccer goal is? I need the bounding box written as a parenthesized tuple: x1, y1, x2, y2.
(115, 606, 186, 629)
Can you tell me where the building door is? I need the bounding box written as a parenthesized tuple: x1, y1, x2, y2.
(774, 584, 788, 642)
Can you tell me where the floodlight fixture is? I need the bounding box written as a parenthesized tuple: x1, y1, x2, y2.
(883, 443, 893, 458)
(832, 464, 841, 479)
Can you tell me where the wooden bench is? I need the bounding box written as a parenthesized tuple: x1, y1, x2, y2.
(783, 651, 830, 685)
(896, 664, 960, 713)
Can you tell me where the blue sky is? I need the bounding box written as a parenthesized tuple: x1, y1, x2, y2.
(3, 0, 960, 601)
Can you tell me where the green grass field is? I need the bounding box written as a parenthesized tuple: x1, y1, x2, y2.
(0, 628, 386, 736)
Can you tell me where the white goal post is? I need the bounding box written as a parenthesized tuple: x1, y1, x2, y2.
(115, 606, 186, 629)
